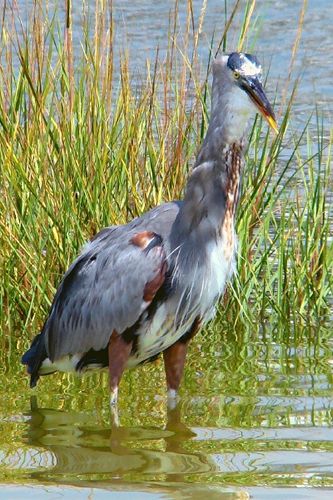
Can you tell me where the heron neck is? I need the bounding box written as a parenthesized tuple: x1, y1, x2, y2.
(170, 141, 243, 255)
(194, 110, 248, 168)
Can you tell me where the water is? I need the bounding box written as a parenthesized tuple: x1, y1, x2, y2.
(1, 323, 333, 498)
(110, 0, 333, 117)
(9, 1, 333, 119)
(1, 1, 333, 498)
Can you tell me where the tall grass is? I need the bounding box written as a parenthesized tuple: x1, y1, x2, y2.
(0, 0, 331, 369)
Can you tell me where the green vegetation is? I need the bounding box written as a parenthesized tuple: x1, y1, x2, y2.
(0, 0, 331, 372)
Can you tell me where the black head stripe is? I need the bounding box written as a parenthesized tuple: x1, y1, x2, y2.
(227, 52, 261, 75)
(227, 52, 243, 71)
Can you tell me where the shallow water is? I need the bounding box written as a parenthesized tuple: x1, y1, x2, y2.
(2, 323, 333, 498)
(2, 1, 333, 498)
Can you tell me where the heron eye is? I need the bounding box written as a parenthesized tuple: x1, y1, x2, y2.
(233, 71, 240, 80)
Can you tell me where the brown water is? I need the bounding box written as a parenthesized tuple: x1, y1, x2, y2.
(2, 1, 333, 498)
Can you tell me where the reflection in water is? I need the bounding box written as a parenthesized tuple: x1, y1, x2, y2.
(5, 390, 330, 493)
(25, 396, 210, 477)
(22, 397, 248, 499)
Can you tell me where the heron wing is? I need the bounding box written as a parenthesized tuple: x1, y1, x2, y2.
(45, 202, 181, 361)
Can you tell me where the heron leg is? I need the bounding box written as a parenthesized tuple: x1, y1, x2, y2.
(163, 316, 201, 407)
(163, 341, 188, 408)
(163, 341, 188, 393)
(108, 331, 132, 405)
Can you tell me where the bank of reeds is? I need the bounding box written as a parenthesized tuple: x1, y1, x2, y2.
(0, 0, 331, 367)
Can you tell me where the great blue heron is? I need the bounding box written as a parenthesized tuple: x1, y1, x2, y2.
(22, 52, 278, 405)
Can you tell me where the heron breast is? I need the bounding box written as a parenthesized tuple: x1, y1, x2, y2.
(200, 231, 236, 319)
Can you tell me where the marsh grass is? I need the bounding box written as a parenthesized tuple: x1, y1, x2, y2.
(0, 0, 331, 372)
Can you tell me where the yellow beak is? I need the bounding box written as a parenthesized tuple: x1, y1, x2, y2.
(241, 76, 278, 134)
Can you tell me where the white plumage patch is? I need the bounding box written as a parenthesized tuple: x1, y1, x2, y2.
(239, 53, 261, 76)
(39, 353, 84, 374)
(202, 237, 236, 318)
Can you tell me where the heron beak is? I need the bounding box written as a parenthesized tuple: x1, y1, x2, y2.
(241, 77, 278, 134)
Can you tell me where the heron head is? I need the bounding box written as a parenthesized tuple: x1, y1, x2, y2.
(225, 52, 278, 132)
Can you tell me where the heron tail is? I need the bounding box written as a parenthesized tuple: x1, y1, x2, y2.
(21, 332, 48, 388)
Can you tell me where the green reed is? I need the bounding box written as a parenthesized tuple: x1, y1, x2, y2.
(0, 0, 331, 368)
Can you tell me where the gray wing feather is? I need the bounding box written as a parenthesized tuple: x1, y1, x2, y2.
(44, 202, 180, 361)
